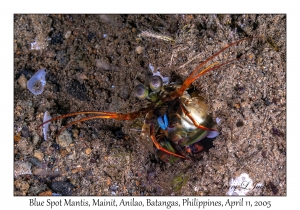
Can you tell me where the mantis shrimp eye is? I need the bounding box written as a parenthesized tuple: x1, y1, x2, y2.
(149, 75, 162, 92)
(134, 84, 148, 100)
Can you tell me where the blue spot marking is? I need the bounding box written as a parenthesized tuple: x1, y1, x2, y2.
(157, 114, 168, 130)
(163, 114, 168, 127)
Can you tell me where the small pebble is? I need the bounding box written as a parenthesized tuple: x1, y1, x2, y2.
(17, 74, 27, 89)
(56, 130, 73, 148)
(85, 148, 92, 155)
(17, 137, 33, 155)
(33, 150, 44, 161)
(32, 131, 40, 145)
(39, 190, 52, 196)
(240, 102, 248, 108)
(49, 124, 57, 132)
(51, 142, 60, 150)
(95, 59, 111, 70)
(78, 73, 88, 81)
(28, 157, 43, 168)
(14, 133, 21, 143)
(71, 167, 82, 174)
(234, 103, 241, 109)
(30, 41, 46, 50)
(15, 161, 32, 177)
(72, 129, 79, 138)
(51, 181, 74, 196)
(135, 46, 144, 54)
(66, 146, 72, 153)
(21, 126, 30, 138)
(60, 149, 69, 157)
(64, 30, 72, 39)
(234, 85, 245, 94)
(14, 180, 30, 195)
(33, 168, 56, 177)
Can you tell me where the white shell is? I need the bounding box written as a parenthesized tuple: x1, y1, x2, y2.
(43, 111, 52, 140)
(207, 130, 219, 138)
(27, 69, 46, 95)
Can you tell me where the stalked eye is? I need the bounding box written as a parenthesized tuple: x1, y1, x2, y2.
(134, 84, 148, 100)
(149, 75, 162, 92)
